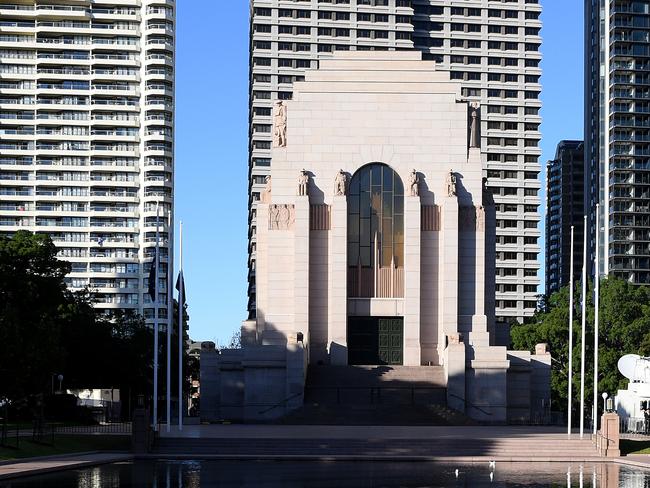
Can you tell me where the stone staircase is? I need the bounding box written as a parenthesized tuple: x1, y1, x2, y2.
(277, 365, 466, 425)
(306, 365, 447, 388)
(279, 403, 473, 426)
(154, 432, 600, 460)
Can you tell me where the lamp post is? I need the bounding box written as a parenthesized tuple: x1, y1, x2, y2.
(602, 392, 608, 414)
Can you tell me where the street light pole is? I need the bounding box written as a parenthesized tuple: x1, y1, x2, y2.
(593, 204, 600, 435)
(568, 225, 575, 437)
(580, 215, 587, 438)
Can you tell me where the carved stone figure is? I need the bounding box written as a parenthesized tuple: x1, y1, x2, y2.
(446, 169, 457, 197)
(273, 100, 287, 148)
(408, 169, 420, 197)
(269, 204, 295, 230)
(469, 102, 480, 149)
(448, 333, 464, 345)
(279, 204, 290, 227)
(298, 169, 309, 196)
(334, 169, 347, 196)
(261, 175, 272, 203)
(269, 204, 281, 229)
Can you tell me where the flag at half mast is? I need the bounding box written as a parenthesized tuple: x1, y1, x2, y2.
(148, 246, 157, 303)
(176, 269, 185, 306)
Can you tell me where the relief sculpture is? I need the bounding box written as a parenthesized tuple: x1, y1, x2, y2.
(269, 204, 295, 230)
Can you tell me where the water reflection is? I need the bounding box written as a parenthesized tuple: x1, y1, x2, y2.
(1, 461, 649, 487)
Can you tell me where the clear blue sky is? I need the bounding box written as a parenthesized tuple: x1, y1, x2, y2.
(175, 1, 585, 343)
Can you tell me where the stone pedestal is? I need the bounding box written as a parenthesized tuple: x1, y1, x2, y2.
(598, 412, 620, 457)
(131, 407, 152, 454)
(444, 334, 465, 413)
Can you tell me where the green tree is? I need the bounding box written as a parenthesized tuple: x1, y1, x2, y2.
(0, 231, 156, 420)
(0, 231, 70, 400)
(512, 276, 650, 421)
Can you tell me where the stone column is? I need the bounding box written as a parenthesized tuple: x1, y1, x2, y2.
(294, 196, 310, 344)
(438, 196, 459, 350)
(444, 334, 466, 413)
(466, 205, 490, 347)
(328, 195, 348, 364)
(404, 195, 421, 366)
(255, 203, 269, 337)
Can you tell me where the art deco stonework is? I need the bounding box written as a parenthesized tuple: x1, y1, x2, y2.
(247, 1, 543, 325)
(202, 52, 550, 425)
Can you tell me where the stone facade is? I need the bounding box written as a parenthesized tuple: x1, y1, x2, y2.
(203, 52, 549, 423)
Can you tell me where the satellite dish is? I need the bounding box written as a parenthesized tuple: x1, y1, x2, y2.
(618, 354, 641, 380)
(618, 354, 650, 383)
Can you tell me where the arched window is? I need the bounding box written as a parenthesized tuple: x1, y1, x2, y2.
(348, 163, 404, 298)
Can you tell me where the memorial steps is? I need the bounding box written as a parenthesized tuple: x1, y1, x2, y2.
(281, 365, 463, 426)
(154, 435, 599, 461)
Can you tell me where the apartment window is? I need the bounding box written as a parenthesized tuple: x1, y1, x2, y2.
(253, 57, 271, 66)
(253, 91, 271, 100)
(254, 24, 272, 33)
(253, 107, 271, 116)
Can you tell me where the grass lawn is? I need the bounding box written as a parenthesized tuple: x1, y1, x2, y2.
(620, 439, 650, 455)
(0, 435, 130, 461)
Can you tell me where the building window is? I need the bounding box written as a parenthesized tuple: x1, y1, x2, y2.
(348, 163, 404, 298)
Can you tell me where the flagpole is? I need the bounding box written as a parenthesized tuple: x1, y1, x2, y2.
(178, 220, 184, 430)
(593, 204, 600, 435)
(568, 225, 575, 437)
(153, 203, 160, 432)
(165, 205, 171, 432)
(580, 215, 587, 438)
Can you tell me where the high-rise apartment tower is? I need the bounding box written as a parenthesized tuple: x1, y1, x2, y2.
(249, 0, 542, 326)
(585, 0, 650, 283)
(0, 0, 175, 327)
(545, 140, 584, 296)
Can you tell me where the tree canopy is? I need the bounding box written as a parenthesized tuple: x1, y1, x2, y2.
(0, 231, 156, 416)
(511, 276, 650, 420)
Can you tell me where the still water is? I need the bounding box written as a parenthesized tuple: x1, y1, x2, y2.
(0, 461, 648, 488)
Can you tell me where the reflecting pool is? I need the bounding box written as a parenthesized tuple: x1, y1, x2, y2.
(0, 461, 648, 487)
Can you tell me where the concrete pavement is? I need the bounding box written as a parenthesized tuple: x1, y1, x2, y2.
(158, 424, 571, 439)
(0, 452, 132, 481)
